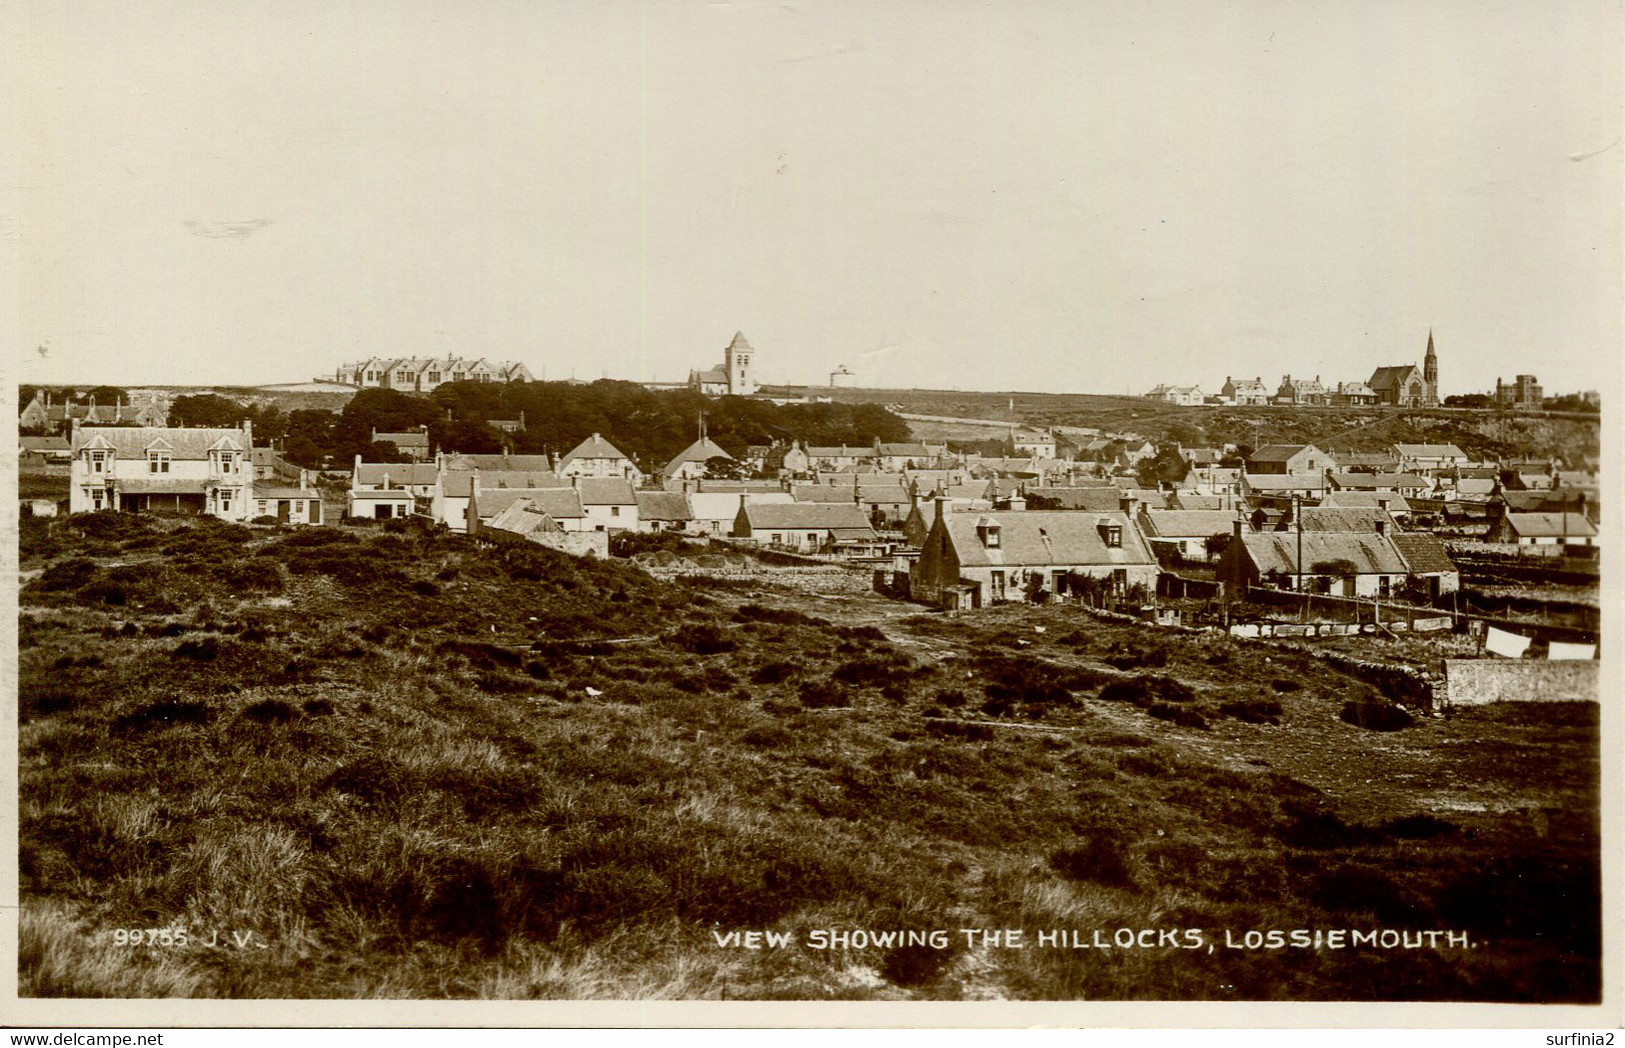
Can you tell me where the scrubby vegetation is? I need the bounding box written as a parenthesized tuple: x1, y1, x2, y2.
(16, 514, 1601, 1001)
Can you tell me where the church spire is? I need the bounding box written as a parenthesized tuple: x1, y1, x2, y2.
(1423, 328, 1438, 405)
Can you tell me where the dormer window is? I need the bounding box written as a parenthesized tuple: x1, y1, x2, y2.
(979, 521, 1001, 548)
(213, 450, 239, 474)
(85, 449, 111, 474)
(1098, 522, 1123, 548)
(148, 450, 171, 474)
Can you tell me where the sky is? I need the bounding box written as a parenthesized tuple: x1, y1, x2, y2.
(16, 0, 1624, 396)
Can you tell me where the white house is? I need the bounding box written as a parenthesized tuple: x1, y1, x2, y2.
(558, 433, 644, 483)
(69, 421, 254, 520)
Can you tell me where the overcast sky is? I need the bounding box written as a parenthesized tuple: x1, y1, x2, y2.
(17, 0, 1623, 395)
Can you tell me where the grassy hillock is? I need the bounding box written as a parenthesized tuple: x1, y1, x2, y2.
(18, 514, 1600, 1000)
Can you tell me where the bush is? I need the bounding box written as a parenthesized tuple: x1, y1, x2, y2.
(1380, 814, 1460, 840)
(1147, 703, 1208, 730)
(241, 698, 300, 724)
(173, 637, 221, 661)
(113, 699, 212, 732)
(668, 622, 737, 655)
(798, 679, 850, 709)
(1098, 675, 1196, 706)
(733, 603, 827, 627)
(1270, 679, 1303, 693)
(215, 560, 284, 593)
(33, 558, 99, 592)
(751, 661, 800, 685)
(1050, 839, 1137, 889)
(740, 725, 796, 748)
(1340, 699, 1414, 732)
(1219, 698, 1283, 725)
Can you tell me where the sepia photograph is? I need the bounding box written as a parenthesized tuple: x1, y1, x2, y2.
(9, 0, 1621, 1027)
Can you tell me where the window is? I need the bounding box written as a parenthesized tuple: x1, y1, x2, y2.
(1101, 524, 1122, 548)
(257, 500, 268, 514)
(1112, 568, 1127, 592)
(148, 451, 170, 474)
(452, 372, 464, 381)
(86, 450, 110, 474)
(219, 490, 234, 512)
(427, 372, 440, 383)
(610, 506, 620, 517)
(990, 570, 1006, 600)
(396, 372, 411, 383)
(86, 487, 107, 511)
(771, 533, 782, 545)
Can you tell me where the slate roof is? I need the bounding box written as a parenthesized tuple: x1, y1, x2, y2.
(1332, 451, 1398, 468)
(1140, 509, 1240, 538)
(944, 510, 1155, 569)
(476, 487, 583, 521)
(793, 483, 911, 505)
(348, 489, 415, 501)
(486, 499, 564, 538)
(1027, 487, 1131, 510)
(110, 478, 212, 494)
(71, 426, 249, 458)
(442, 453, 555, 471)
(664, 437, 734, 474)
(374, 431, 430, 448)
(478, 470, 567, 490)
(1318, 491, 1414, 512)
(739, 503, 875, 532)
(1368, 365, 1420, 391)
(1169, 494, 1224, 510)
(573, 477, 638, 505)
(20, 436, 71, 452)
(1243, 473, 1327, 491)
(1393, 443, 1467, 459)
(1248, 444, 1317, 462)
(354, 462, 440, 487)
(635, 491, 694, 521)
(253, 485, 318, 500)
(1391, 533, 1457, 575)
(1501, 513, 1597, 539)
(1329, 472, 1430, 490)
(805, 446, 878, 459)
(1239, 532, 1410, 575)
(1292, 508, 1394, 533)
(559, 433, 632, 466)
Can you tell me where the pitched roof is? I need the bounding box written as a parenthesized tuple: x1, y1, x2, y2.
(635, 491, 694, 521)
(1501, 513, 1597, 539)
(442, 453, 554, 471)
(1293, 507, 1394, 533)
(70, 426, 249, 458)
(476, 487, 583, 520)
(805, 446, 878, 459)
(486, 498, 564, 538)
(1243, 473, 1327, 491)
(374, 431, 430, 448)
(1248, 444, 1318, 462)
(1368, 365, 1420, 390)
(479, 470, 567, 490)
(1391, 533, 1457, 575)
(1329, 472, 1430, 490)
(944, 510, 1155, 569)
(1238, 531, 1410, 575)
(559, 433, 631, 466)
(1392, 443, 1467, 458)
(1141, 509, 1240, 538)
(690, 368, 729, 384)
(793, 483, 911, 505)
(1332, 451, 1397, 467)
(1318, 491, 1413, 512)
(20, 436, 71, 452)
(573, 477, 637, 505)
(1022, 487, 1127, 512)
(664, 437, 734, 473)
(253, 485, 318, 500)
(354, 462, 440, 487)
(739, 502, 875, 532)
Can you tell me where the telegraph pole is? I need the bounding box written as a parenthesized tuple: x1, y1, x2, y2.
(1295, 492, 1306, 621)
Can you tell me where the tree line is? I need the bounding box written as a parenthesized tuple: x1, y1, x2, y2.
(165, 380, 912, 472)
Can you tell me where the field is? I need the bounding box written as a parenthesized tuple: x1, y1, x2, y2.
(17, 513, 1600, 1001)
(769, 386, 1601, 465)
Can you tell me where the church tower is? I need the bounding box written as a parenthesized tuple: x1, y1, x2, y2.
(1423, 329, 1438, 405)
(725, 331, 757, 395)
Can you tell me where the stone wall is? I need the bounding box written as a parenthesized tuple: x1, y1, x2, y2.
(1443, 659, 1599, 705)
